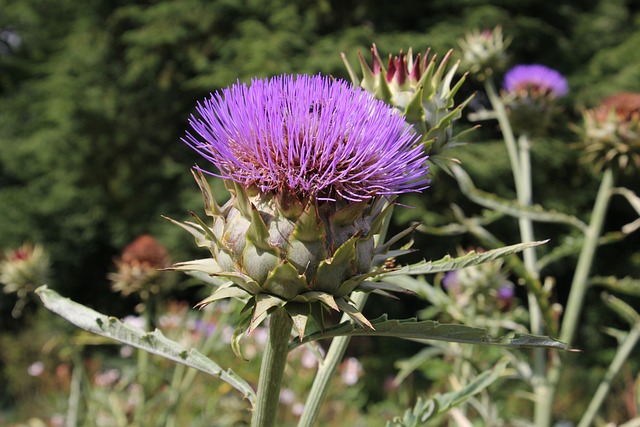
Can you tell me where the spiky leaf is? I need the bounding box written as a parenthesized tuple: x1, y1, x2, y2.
(386, 360, 509, 426)
(290, 315, 573, 351)
(383, 240, 548, 277)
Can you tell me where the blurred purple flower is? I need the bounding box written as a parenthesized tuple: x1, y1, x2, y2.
(442, 271, 459, 292)
(503, 64, 568, 98)
(496, 283, 515, 311)
(184, 74, 429, 202)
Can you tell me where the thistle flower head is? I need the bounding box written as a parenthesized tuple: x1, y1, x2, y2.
(501, 64, 568, 136)
(184, 74, 429, 203)
(503, 64, 568, 99)
(577, 92, 640, 174)
(175, 75, 429, 345)
(458, 26, 511, 81)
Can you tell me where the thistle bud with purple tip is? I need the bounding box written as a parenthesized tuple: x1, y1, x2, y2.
(501, 64, 569, 135)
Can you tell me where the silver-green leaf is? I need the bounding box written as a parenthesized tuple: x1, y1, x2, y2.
(35, 286, 256, 406)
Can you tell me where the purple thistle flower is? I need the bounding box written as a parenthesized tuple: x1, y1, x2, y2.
(184, 74, 429, 202)
(503, 64, 568, 98)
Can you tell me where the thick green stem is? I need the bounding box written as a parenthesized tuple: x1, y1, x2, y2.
(297, 291, 369, 427)
(542, 167, 614, 425)
(560, 168, 614, 345)
(486, 82, 550, 426)
(578, 320, 640, 427)
(66, 350, 83, 427)
(252, 308, 293, 427)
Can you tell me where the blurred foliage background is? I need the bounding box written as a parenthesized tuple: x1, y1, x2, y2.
(1, 0, 639, 422)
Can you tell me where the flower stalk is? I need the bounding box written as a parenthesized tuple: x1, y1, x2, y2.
(253, 308, 293, 427)
(297, 291, 368, 427)
(578, 317, 640, 427)
(484, 78, 549, 426)
(542, 167, 614, 424)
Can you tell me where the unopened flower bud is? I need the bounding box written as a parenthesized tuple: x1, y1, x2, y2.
(458, 26, 511, 81)
(109, 235, 171, 299)
(0, 242, 50, 295)
(342, 45, 474, 171)
(577, 92, 640, 174)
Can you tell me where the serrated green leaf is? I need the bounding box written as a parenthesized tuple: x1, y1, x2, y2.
(451, 164, 588, 232)
(386, 359, 509, 426)
(290, 315, 572, 351)
(591, 276, 640, 297)
(601, 293, 640, 325)
(35, 286, 256, 405)
(384, 240, 547, 277)
(357, 280, 416, 295)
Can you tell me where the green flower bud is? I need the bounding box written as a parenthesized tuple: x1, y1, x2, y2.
(1, 242, 51, 295)
(458, 26, 511, 81)
(342, 44, 475, 172)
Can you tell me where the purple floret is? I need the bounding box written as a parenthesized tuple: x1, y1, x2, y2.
(184, 74, 430, 202)
(503, 64, 568, 98)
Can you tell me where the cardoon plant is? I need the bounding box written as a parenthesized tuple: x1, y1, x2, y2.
(34, 70, 570, 427)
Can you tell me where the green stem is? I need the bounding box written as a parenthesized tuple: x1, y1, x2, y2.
(486, 82, 550, 426)
(578, 320, 640, 427)
(66, 350, 83, 427)
(252, 308, 293, 427)
(297, 291, 368, 427)
(484, 79, 522, 193)
(542, 167, 614, 425)
(560, 168, 614, 345)
(133, 300, 153, 425)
